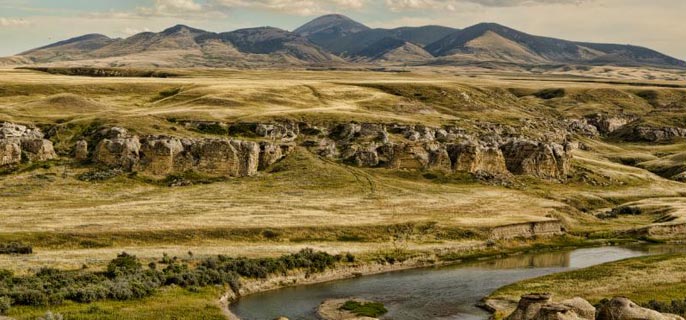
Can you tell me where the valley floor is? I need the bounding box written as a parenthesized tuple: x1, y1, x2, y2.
(1, 67, 686, 319)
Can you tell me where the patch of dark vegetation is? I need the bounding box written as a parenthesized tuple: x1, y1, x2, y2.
(0, 249, 344, 312)
(151, 87, 182, 102)
(0, 242, 33, 255)
(19, 67, 179, 78)
(77, 168, 124, 182)
(340, 300, 388, 318)
(534, 88, 566, 100)
(161, 171, 226, 187)
(193, 122, 229, 135)
(228, 123, 258, 137)
(597, 206, 643, 219)
(643, 299, 686, 316)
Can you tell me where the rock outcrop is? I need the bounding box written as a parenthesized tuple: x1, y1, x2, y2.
(504, 295, 683, 320)
(4, 119, 574, 181)
(597, 297, 685, 320)
(489, 221, 565, 240)
(0, 122, 56, 166)
(501, 140, 572, 180)
(612, 125, 686, 143)
(90, 127, 289, 177)
(312, 122, 574, 180)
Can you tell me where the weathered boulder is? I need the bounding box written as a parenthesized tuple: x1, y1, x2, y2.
(507, 293, 553, 320)
(93, 128, 141, 171)
(0, 122, 56, 166)
(259, 142, 289, 170)
(597, 297, 685, 320)
(74, 140, 89, 161)
(447, 142, 508, 175)
(533, 304, 585, 320)
(255, 123, 298, 141)
(501, 140, 571, 179)
(391, 143, 430, 170)
(427, 143, 452, 172)
(586, 114, 633, 134)
(21, 139, 56, 162)
(560, 298, 595, 320)
(138, 136, 185, 175)
(613, 126, 686, 143)
(0, 140, 21, 166)
(189, 139, 260, 177)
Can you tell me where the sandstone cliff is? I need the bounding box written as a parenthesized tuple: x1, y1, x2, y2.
(0, 120, 575, 181)
(89, 127, 290, 178)
(0, 122, 56, 166)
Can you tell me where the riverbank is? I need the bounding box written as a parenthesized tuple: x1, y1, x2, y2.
(222, 236, 641, 319)
(486, 252, 686, 318)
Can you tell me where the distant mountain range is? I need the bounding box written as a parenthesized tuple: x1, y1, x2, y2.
(3, 14, 684, 69)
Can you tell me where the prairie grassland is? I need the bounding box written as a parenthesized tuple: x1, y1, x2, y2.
(1, 67, 686, 318)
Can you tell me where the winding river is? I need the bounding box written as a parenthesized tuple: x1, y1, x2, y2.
(232, 245, 685, 320)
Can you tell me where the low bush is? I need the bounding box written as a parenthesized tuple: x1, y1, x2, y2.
(0, 249, 346, 309)
(340, 300, 388, 317)
(644, 299, 686, 316)
(0, 296, 11, 315)
(0, 242, 33, 255)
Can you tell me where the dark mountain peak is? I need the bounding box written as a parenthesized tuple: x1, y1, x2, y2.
(294, 14, 369, 39)
(161, 24, 207, 36)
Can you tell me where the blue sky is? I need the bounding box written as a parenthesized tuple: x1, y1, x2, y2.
(0, 0, 684, 59)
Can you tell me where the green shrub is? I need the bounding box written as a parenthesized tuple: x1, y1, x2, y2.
(107, 252, 142, 277)
(0, 248, 335, 308)
(644, 299, 686, 316)
(340, 300, 388, 317)
(0, 296, 11, 315)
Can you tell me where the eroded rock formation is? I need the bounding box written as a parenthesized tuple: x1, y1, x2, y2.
(597, 297, 685, 320)
(91, 128, 289, 177)
(0, 122, 56, 165)
(504, 294, 683, 320)
(1, 120, 576, 181)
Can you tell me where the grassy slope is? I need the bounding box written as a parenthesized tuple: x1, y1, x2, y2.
(489, 254, 686, 304)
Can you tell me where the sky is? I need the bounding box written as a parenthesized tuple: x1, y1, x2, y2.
(0, 0, 684, 59)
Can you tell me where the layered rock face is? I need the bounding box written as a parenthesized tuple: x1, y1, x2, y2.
(505, 294, 683, 320)
(308, 122, 573, 180)
(0, 122, 56, 165)
(90, 128, 290, 177)
(1, 120, 574, 181)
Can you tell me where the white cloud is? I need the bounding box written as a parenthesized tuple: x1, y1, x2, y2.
(209, 0, 367, 15)
(122, 27, 152, 36)
(384, 0, 591, 11)
(0, 17, 30, 27)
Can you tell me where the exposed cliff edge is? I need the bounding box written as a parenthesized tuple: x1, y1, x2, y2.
(1, 121, 575, 181)
(0, 122, 56, 166)
(89, 127, 293, 178)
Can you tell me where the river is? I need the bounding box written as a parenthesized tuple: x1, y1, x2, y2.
(231, 245, 685, 320)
